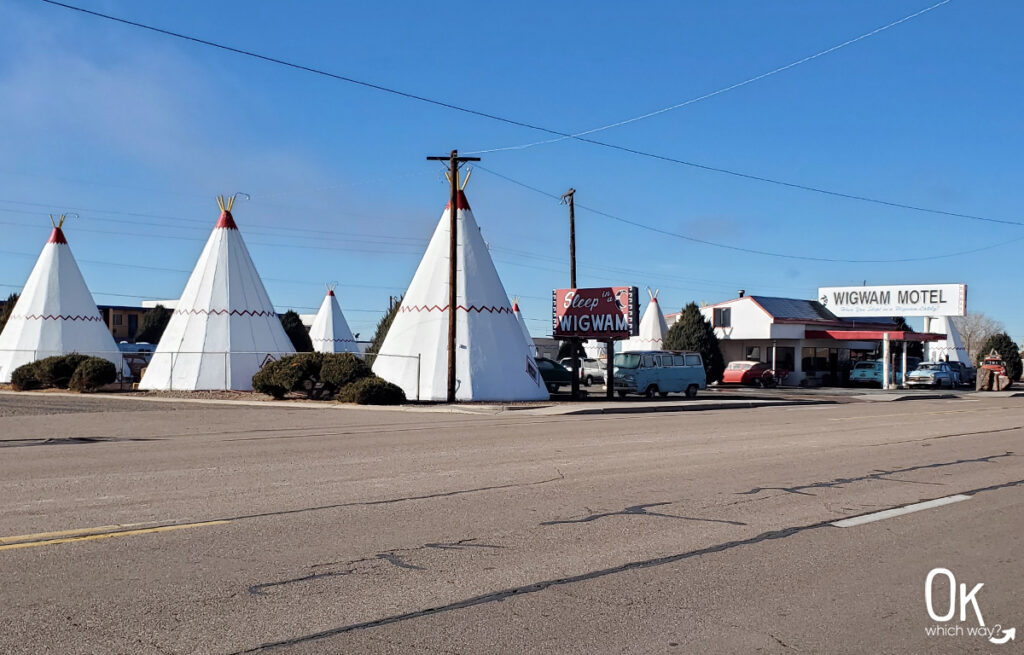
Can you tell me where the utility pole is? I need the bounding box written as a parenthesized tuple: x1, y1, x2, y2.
(561, 188, 580, 399)
(426, 149, 480, 403)
(562, 189, 577, 288)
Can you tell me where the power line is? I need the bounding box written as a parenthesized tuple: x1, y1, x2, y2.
(40, 0, 1024, 229)
(475, 165, 1024, 264)
(473, 0, 953, 153)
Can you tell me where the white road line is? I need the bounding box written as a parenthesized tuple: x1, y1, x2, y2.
(831, 495, 971, 528)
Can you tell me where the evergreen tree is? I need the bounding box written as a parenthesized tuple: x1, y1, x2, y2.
(664, 302, 726, 382)
(368, 295, 403, 354)
(280, 310, 313, 352)
(0, 293, 18, 334)
(135, 304, 171, 343)
(978, 332, 1022, 381)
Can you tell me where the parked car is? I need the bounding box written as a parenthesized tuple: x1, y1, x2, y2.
(721, 361, 788, 387)
(906, 361, 955, 388)
(559, 357, 607, 386)
(849, 358, 920, 387)
(945, 361, 975, 386)
(536, 357, 573, 393)
(611, 350, 706, 398)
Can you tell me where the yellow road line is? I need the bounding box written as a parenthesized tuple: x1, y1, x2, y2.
(0, 520, 230, 551)
(0, 522, 153, 544)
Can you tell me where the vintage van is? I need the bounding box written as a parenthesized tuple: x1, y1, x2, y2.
(611, 350, 706, 398)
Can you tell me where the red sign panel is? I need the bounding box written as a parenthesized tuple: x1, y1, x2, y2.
(552, 287, 639, 339)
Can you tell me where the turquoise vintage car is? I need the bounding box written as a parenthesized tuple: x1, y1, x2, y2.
(849, 358, 920, 387)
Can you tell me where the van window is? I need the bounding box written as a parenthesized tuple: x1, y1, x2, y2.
(673, 355, 685, 366)
(685, 354, 702, 367)
(642, 355, 656, 368)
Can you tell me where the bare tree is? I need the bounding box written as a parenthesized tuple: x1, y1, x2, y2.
(952, 312, 1004, 362)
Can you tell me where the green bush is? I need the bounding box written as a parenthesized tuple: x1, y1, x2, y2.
(10, 363, 41, 391)
(320, 353, 371, 391)
(35, 353, 91, 389)
(336, 376, 406, 405)
(252, 352, 328, 399)
(69, 357, 117, 392)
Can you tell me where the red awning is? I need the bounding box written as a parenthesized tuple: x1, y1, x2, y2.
(805, 330, 945, 342)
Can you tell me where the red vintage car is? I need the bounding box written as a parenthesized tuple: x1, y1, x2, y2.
(721, 361, 788, 387)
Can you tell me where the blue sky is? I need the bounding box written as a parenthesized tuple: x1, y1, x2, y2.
(1, 1, 1022, 342)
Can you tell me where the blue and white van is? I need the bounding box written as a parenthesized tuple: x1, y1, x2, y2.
(611, 350, 707, 398)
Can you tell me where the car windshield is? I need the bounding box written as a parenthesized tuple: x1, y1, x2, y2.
(614, 353, 641, 369)
(854, 362, 878, 369)
(916, 364, 940, 371)
(728, 362, 754, 370)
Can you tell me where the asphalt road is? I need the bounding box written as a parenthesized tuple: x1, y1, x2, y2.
(1, 393, 1022, 654)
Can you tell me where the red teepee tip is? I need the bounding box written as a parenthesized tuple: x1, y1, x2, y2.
(47, 227, 67, 244)
(512, 301, 520, 311)
(216, 211, 238, 229)
(651, 297, 659, 304)
(444, 190, 471, 211)
(327, 289, 335, 297)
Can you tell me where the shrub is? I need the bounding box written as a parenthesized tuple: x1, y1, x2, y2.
(336, 376, 406, 405)
(252, 360, 288, 398)
(10, 363, 41, 391)
(35, 353, 91, 389)
(252, 352, 327, 399)
(69, 357, 117, 392)
(320, 353, 371, 391)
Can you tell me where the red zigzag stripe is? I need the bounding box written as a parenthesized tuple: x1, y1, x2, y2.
(313, 338, 358, 343)
(400, 304, 512, 314)
(173, 309, 277, 317)
(13, 314, 103, 322)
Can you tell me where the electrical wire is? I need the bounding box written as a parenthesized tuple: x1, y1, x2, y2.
(475, 165, 1024, 263)
(40, 0, 1024, 229)
(472, 0, 952, 153)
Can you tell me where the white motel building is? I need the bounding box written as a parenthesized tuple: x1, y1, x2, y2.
(668, 292, 943, 387)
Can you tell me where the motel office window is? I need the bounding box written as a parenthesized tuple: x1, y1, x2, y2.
(713, 307, 731, 328)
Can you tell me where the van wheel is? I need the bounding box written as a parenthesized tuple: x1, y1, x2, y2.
(585, 375, 593, 386)
(644, 385, 658, 398)
(685, 384, 698, 399)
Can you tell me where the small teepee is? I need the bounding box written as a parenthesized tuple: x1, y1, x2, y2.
(139, 196, 294, 391)
(0, 215, 122, 383)
(310, 283, 358, 354)
(373, 187, 547, 401)
(623, 288, 668, 351)
(511, 296, 537, 357)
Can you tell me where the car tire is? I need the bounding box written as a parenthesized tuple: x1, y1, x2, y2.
(685, 384, 698, 399)
(547, 384, 559, 393)
(585, 376, 593, 386)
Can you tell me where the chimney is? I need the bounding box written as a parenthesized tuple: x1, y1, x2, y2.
(738, 290, 745, 298)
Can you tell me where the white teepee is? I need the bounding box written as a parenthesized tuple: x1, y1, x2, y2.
(373, 189, 547, 401)
(0, 216, 122, 383)
(511, 297, 537, 357)
(139, 196, 294, 391)
(310, 284, 358, 354)
(928, 316, 969, 363)
(623, 289, 668, 351)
